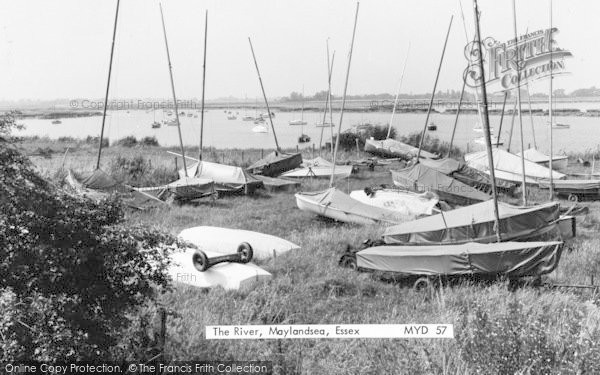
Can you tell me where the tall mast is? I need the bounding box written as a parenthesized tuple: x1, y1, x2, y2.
(387, 44, 410, 139)
(95, 0, 120, 170)
(416, 16, 453, 160)
(160, 3, 187, 176)
(198, 10, 208, 161)
(318, 46, 335, 154)
(330, 2, 359, 188)
(495, 91, 508, 147)
(327, 40, 335, 153)
(548, 0, 554, 198)
(512, 0, 527, 204)
(473, 0, 501, 242)
(448, 78, 466, 156)
(248, 38, 280, 151)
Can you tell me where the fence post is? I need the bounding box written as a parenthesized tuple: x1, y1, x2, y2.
(174, 157, 178, 171)
(261, 149, 264, 158)
(241, 150, 244, 163)
(158, 307, 167, 362)
(296, 145, 299, 153)
(312, 144, 315, 159)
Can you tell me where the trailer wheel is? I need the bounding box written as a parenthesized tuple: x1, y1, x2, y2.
(237, 242, 254, 263)
(413, 277, 433, 293)
(568, 194, 579, 202)
(192, 250, 209, 272)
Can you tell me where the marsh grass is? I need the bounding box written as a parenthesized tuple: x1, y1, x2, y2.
(13, 136, 600, 373)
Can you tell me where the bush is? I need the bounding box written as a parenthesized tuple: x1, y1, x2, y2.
(85, 135, 109, 148)
(0, 142, 181, 361)
(399, 131, 462, 158)
(332, 123, 397, 151)
(116, 136, 138, 147)
(57, 136, 76, 143)
(140, 136, 160, 147)
(109, 155, 176, 187)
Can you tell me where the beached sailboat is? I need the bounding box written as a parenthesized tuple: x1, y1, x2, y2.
(350, 241, 563, 279)
(349, 188, 439, 217)
(281, 156, 353, 179)
(538, 179, 600, 202)
(364, 138, 438, 160)
(391, 163, 491, 207)
(246, 38, 302, 176)
(382, 199, 561, 245)
(518, 148, 568, 171)
(465, 148, 565, 184)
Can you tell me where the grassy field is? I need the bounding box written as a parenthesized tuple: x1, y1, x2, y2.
(18, 137, 600, 374)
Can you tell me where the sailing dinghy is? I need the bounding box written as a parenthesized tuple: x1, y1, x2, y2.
(517, 148, 569, 172)
(247, 151, 303, 177)
(281, 157, 354, 179)
(295, 188, 413, 225)
(364, 138, 438, 160)
(179, 160, 263, 195)
(168, 248, 271, 290)
(179, 226, 300, 260)
(391, 163, 491, 207)
(349, 188, 439, 217)
(465, 148, 565, 184)
(353, 241, 563, 278)
(382, 199, 561, 245)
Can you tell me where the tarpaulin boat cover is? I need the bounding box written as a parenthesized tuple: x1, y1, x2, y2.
(517, 148, 569, 164)
(66, 169, 166, 209)
(302, 157, 333, 167)
(180, 161, 263, 194)
(253, 175, 300, 192)
(246, 151, 302, 177)
(349, 189, 439, 216)
(364, 138, 438, 160)
(465, 149, 565, 183)
(136, 177, 215, 201)
(357, 241, 563, 277)
(391, 163, 491, 206)
(383, 200, 560, 245)
(421, 158, 516, 193)
(296, 187, 412, 224)
(538, 179, 600, 191)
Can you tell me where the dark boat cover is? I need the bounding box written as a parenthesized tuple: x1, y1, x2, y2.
(391, 163, 491, 206)
(364, 138, 438, 160)
(246, 151, 302, 177)
(180, 161, 263, 194)
(420, 158, 516, 193)
(357, 241, 563, 277)
(383, 200, 561, 245)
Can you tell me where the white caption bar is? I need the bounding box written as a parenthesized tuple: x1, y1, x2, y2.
(206, 324, 453, 339)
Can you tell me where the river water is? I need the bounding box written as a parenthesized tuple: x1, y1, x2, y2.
(14, 108, 600, 154)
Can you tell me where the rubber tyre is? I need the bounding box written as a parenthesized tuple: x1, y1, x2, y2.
(413, 277, 433, 293)
(192, 250, 210, 272)
(341, 256, 357, 270)
(237, 242, 254, 263)
(568, 194, 579, 202)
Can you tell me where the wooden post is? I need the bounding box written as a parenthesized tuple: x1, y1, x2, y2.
(158, 307, 167, 361)
(261, 148, 264, 158)
(174, 156, 178, 171)
(312, 143, 315, 159)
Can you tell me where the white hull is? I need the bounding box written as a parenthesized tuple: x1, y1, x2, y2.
(179, 226, 300, 260)
(252, 125, 268, 133)
(168, 248, 271, 290)
(289, 120, 307, 126)
(349, 189, 438, 216)
(295, 194, 377, 225)
(281, 165, 353, 179)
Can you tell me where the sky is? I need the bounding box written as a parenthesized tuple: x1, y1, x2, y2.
(0, 0, 597, 101)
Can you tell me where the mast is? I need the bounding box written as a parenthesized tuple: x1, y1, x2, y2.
(525, 82, 537, 149)
(318, 47, 335, 154)
(416, 16, 453, 160)
(506, 98, 517, 152)
(548, 0, 554, 198)
(327, 41, 335, 153)
(495, 91, 508, 147)
(387, 44, 410, 139)
(248, 38, 280, 151)
(512, 0, 527, 205)
(448, 78, 466, 157)
(330, 2, 359, 188)
(473, 0, 501, 242)
(198, 10, 208, 161)
(95, 0, 120, 170)
(160, 3, 187, 176)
